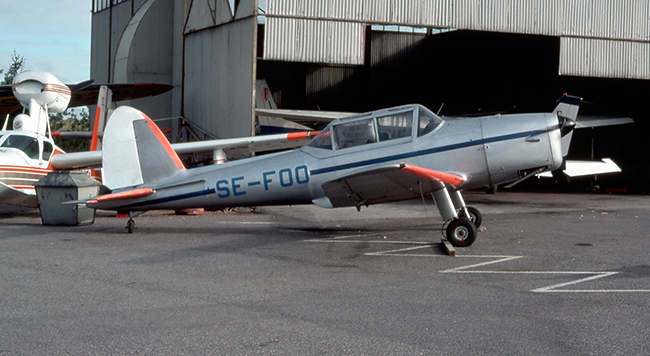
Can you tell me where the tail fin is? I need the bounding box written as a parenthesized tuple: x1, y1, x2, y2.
(255, 79, 312, 134)
(90, 85, 112, 152)
(89, 85, 112, 181)
(553, 93, 581, 157)
(553, 93, 581, 120)
(102, 106, 184, 190)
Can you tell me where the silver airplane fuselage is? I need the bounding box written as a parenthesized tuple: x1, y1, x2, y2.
(97, 105, 564, 212)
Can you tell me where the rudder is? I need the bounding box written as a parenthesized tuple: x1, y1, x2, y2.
(102, 106, 184, 190)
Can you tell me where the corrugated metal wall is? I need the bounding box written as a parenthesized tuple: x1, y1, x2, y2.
(264, 17, 365, 64)
(264, 0, 650, 79)
(560, 37, 650, 79)
(183, 16, 258, 139)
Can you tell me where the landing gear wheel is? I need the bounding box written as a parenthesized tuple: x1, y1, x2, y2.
(445, 217, 477, 247)
(461, 206, 482, 228)
(126, 218, 135, 234)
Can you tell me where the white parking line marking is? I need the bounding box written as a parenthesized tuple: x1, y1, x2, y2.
(304, 234, 430, 245)
(440, 255, 523, 271)
(306, 234, 650, 293)
(365, 245, 436, 256)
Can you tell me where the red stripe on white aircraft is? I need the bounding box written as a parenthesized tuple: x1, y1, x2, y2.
(44, 82, 72, 95)
(0, 165, 52, 175)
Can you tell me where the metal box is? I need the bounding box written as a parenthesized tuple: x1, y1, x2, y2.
(34, 171, 102, 226)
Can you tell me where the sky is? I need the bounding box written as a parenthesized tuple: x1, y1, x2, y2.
(0, 0, 91, 84)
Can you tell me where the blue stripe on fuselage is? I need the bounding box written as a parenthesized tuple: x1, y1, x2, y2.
(310, 129, 549, 176)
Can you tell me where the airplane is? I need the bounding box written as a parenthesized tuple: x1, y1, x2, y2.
(71, 94, 590, 247)
(0, 71, 173, 207)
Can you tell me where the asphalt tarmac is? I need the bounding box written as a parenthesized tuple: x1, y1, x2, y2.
(1, 192, 649, 355)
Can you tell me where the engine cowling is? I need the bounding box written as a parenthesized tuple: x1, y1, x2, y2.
(12, 71, 71, 113)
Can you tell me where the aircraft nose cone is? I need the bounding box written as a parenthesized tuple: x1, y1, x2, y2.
(559, 115, 576, 137)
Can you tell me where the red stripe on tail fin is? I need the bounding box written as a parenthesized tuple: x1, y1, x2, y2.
(142, 116, 185, 170)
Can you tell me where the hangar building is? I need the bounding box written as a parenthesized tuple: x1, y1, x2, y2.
(90, 0, 650, 192)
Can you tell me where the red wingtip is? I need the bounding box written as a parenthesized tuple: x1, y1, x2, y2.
(401, 164, 465, 186)
(287, 130, 321, 140)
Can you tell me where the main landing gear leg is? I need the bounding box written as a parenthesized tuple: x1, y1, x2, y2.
(451, 189, 482, 228)
(432, 187, 478, 247)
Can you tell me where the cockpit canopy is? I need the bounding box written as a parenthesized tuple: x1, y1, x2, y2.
(306, 104, 443, 151)
(0, 132, 53, 161)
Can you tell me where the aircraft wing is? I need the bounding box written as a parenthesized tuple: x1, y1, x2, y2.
(255, 108, 354, 122)
(313, 163, 467, 208)
(0, 82, 173, 117)
(70, 83, 173, 108)
(538, 158, 621, 178)
(50, 130, 320, 170)
(0, 85, 21, 117)
(0, 181, 37, 207)
(171, 130, 319, 156)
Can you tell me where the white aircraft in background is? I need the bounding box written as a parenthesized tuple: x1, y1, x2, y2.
(0, 72, 173, 207)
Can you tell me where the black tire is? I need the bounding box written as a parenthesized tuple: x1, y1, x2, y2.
(127, 219, 135, 234)
(461, 206, 482, 228)
(446, 217, 477, 247)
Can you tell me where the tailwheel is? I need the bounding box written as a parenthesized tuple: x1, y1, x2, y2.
(445, 217, 477, 247)
(461, 206, 482, 228)
(126, 218, 135, 234)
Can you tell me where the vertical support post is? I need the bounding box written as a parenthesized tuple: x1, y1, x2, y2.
(431, 187, 458, 221)
(213, 148, 227, 164)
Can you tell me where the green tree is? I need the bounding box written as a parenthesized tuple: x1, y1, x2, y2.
(49, 108, 90, 152)
(0, 51, 26, 85)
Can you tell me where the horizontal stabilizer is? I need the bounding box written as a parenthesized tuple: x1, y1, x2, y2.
(538, 158, 621, 178)
(87, 188, 153, 205)
(575, 115, 634, 129)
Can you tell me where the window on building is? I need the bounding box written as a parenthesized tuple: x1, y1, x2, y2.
(93, 0, 127, 13)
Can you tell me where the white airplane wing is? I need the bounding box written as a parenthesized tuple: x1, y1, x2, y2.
(50, 130, 319, 170)
(255, 108, 354, 122)
(172, 130, 319, 156)
(538, 158, 622, 178)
